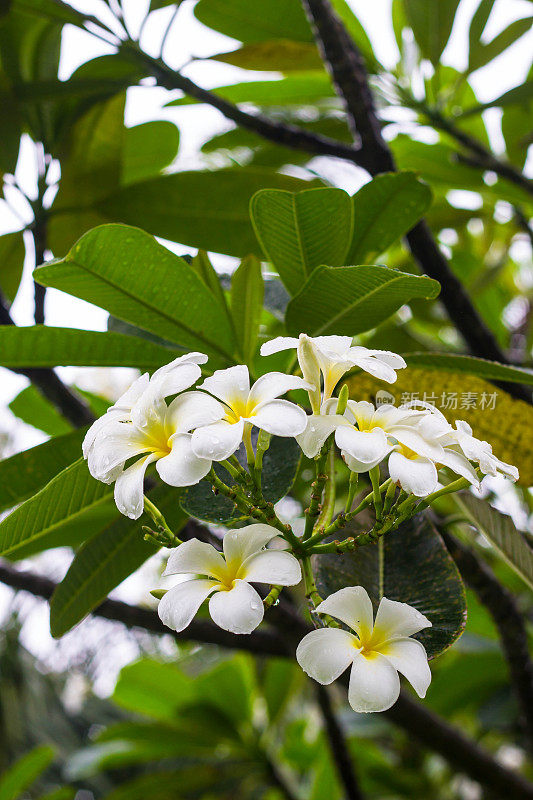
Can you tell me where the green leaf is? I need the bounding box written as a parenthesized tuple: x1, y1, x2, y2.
(468, 0, 495, 50)
(250, 187, 353, 295)
(97, 169, 322, 258)
(286, 265, 440, 336)
(181, 435, 301, 523)
(0, 326, 178, 368)
(190, 250, 230, 314)
(261, 659, 302, 722)
(0, 746, 55, 800)
(231, 255, 264, 364)
(195, 656, 255, 724)
(168, 72, 335, 108)
(455, 492, 533, 590)
(403, 0, 461, 65)
(122, 120, 179, 186)
(0, 230, 25, 302)
(9, 385, 73, 437)
(209, 40, 323, 72)
(468, 16, 533, 73)
(0, 459, 112, 559)
(49, 485, 188, 637)
(194, 0, 313, 43)
(402, 352, 533, 386)
(460, 80, 533, 117)
(0, 427, 85, 514)
(315, 515, 467, 658)
(13, 0, 86, 27)
(35, 224, 237, 363)
(113, 659, 195, 720)
(348, 172, 432, 263)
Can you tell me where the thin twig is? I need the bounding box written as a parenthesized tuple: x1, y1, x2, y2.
(315, 684, 365, 800)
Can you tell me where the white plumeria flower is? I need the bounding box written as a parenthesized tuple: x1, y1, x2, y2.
(84, 354, 225, 519)
(158, 524, 302, 634)
(451, 420, 518, 481)
(261, 334, 406, 402)
(191, 365, 312, 461)
(296, 397, 350, 459)
(296, 587, 432, 713)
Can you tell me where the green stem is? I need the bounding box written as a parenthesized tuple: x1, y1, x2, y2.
(243, 422, 255, 467)
(382, 480, 397, 516)
(315, 446, 336, 530)
(303, 441, 331, 541)
(369, 466, 382, 520)
(345, 471, 359, 514)
(406, 476, 472, 514)
(143, 496, 182, 546)
(263, 584, 282, 608)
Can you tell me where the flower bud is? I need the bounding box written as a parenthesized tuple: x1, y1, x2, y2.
(297, 334, 322, 414)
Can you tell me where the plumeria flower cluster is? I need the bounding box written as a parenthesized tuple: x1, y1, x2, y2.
(83, 333, 518, 714)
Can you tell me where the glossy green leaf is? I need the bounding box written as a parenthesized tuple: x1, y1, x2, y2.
(455, 492, 533, 590)
(0, 427, 85, 514)
(403, 0, 461, 65)
(181, 435, 301, 523)
(35, 224, 237, 363)
(261, 659, 302, 722)
(49, 485, 187, 637)
(0, 746, 55, 800)
(315, 515, 467, 658)
(0, 230, 25, 302)
(348, 172, 432, 263)
(0, 326, 178, 369)
(250, 187, 353, 295)
(9, 385, 73, 437)
(209, 40, 323, 72)
(195, 656, 255, 724)
(98, 169, 321, 258)
(113, 659, 195, 720)
(190, 250, 230, 314)
(0, 458, 111, 559)
(122, 120, 179, 186)
(403, 352, 533, 386)
(168, 72, 335, 108)
(194, 0, 313, 43)
(286, 265, 440, 336)
(231, 254, 264, 364)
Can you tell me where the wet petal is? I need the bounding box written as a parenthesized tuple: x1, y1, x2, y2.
(166, 390, 225, 433)
(296, 628, 358, 684)
(156, 433, 212, 487)
(388, 451, 438, 497)
(335, 426, 390, 466)
(348, 651, 400, 713)
(249, 399, 308, 436)
(248, 372, 313, 407)
(296, 414, 347, 458)
(317, 586, 374, 640)
(163, 538, 227, 582)
(158, 578, 219, 632)
(222, 524, 279, 568)
(200, 365, 250, 406)
(208, 579, 264, 634)
(379, 637, 431, 698)
(114, 453, 157, 519)
(191, 418, 244, 461)
(240, 550, 301, 586)
(372, 596, 431, 640)
(260, 337, 299, 356)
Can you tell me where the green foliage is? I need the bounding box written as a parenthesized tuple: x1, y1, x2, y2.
(0, 326, 178, 369)
(181, 435, 301, 523)
(403, 352, 533, 386)
(286, 265, 440, 336)
(0, 746, 55, 800)
(455, 492, 533, 590)
(251, 187, 353, 294)
(403, 0, 461, 65)
(50, 485, 187, 637)
(230, 255, 264, 364)
(9, 386, 73, 437)
(0, 232, 25, 303)
(316, 516, 467, 659)
(194, 0, 313, 43)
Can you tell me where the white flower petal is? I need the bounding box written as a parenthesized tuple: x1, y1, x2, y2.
(149, 361, 201, 401)
(158, 578, 219, 632)
(240, 550, 301, 586)
(208, 579, 264, 634)
(314, 335, 353, 358)
(248, 372, 313, 406)
(317, 586, 374, 639)
(249, 399, 308, 436)
(82, 408, 128, 459)
(348, 651, 400, 713)
(296, 628, 358, 684)
(114, 453, 157, 519)
(350, 347, 406, 369)
(200, 365, 250, 406)
(260, 337, 299, 356)
(373, 596, 432, 640)
(163, 538, 227, 581)
(191, 418, 244, 461)
(156, 433, 212, 487)
(113, 372, 150, 411)
(87, 424, 149, 481)
(166, 390, 225, 433)
(350, 356, 398, 384)
(390, 426, 444, 460)
(380, 637, 431, 698)
(151, 352, 208, 382)
(335, 426, 390, 466)
(296, 414, 347, 458)
(388, 451, 438, 497)
(222, 524, 279, 568)
(438, 448, 479, 486)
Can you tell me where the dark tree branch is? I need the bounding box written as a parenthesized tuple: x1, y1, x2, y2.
(1, 562, 532, 798)
(442, 529, 533, 751)
(315, 684, 365, 800)
(0, 291, 95, 428)
(121, 44, 370, 169)
(299, 0, 531, 404)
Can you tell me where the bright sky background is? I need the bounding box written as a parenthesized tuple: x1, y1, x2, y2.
(0, 0, 531, 693)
